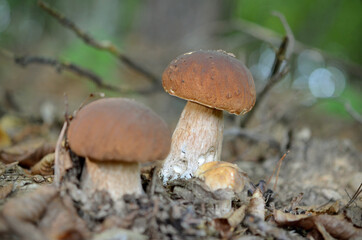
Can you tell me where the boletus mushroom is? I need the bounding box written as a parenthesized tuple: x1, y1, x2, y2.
(195, 161, 248, 216)
(67, 98, 171, 200)
(160, 50, 255, 183)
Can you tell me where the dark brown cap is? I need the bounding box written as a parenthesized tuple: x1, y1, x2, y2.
(162, 50, 256, 115)
(68, 98, 171, 163)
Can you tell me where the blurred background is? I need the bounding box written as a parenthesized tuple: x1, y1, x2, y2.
(0, 0, 361, 155)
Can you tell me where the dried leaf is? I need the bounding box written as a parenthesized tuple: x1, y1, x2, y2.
(93, 228, 147, 240)
(39, 195, 90, 240)
(273, 209, 311, 224)
(0, 214, 9, 233)
(315, 221, 335, 240)
(274, 209, 362, 240)
(0, 126, 11, 148)
(54, 122, 72, 186)
(296, 201, 340, 214)
(247, 188, 265, 220)
(31, 153, 55, 175)
(212, 218, 233, 238)
(243, 215, 304, 240)
(0, 183, 13, 199)
(284, 192, 304, 212)
(212, 205, 247, 238)
(0, 139, 54, 168)
(2, 185, 58, 240)
(315, 215, 362, 240)
(227, 205, 247, 227)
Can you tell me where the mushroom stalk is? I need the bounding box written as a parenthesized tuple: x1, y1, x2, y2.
(160, 101, 223, 183)
(81, 158, 142, 200)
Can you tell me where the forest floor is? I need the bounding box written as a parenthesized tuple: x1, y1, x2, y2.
(0, 109, 361, 240)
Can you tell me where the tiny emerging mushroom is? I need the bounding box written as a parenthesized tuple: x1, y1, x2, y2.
(160, 50, 255, 183)
(195, 161, 249, 217)
(67, 98, 171, 201)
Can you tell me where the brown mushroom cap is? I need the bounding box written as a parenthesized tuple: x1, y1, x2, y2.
(68, 98, 171, 163)
(195, 161, 248, 193)
(162, 50, 256, 115)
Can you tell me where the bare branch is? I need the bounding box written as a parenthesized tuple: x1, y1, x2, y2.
(240, 12, 294, 128)
(15, 55, 118, 90)
(227, 19, 362, 79)
(37, 1, 160, 86)
(271, 11, 295, 59)
(315, 98, 362, 125)
(8, 54, 156, 95)
(343, 101, 362, 124)
(345, 183, 362, 208)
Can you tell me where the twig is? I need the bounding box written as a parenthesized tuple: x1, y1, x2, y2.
(38, 0, 160, 86)
(266, 151, 288, 189)
(15, 55, 120, 92)
(240, 33, 292, 127)
(63, 93, 70, 126)
(345, 183, 362, 208)
(226, 19, 362, 79)
(54, 121, 67, 187)
(5, 53, 156, 94)
(312, 98, 362, 125)
(271, 11, 295, 60)
(343, 101, 362, 124)
(240, 12, 294, 127)
(272, 151, 288, 191)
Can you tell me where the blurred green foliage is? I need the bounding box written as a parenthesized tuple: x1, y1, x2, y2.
(233, 0, 361, 117)
(0, 0, 360, 118)
(233, 0, 362, 64)
(318, 86, 362, 118)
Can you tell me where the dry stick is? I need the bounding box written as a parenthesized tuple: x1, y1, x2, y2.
(14, 55, 126, 93)
(266, 151, 289, 190)
(1, 51, 156, 95)
(272, 151, 288, 191)
(228, 19, 362, 79)
(54, 122, 67, 187)
(345, 183, 362, 208)
(76, 92, 106, 115)
(240, 37, 290, 128)
(240, 12, 294, 128)
(309, 98, 362, 126)
(0, 48, 123, 94)
(341, 99, 362, 124)
(63, 93, 70, 126)
(38, 0, 160, 86)
(328, 99, 362, 125)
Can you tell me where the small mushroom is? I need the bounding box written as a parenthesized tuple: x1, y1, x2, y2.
(195, 161, 249, 217)
(67, 98, 171, 200)
(160, 50, 255, 183)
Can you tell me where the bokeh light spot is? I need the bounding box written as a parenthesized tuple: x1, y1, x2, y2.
(308, 68, 335, 98)
(297, 50, 324, 76)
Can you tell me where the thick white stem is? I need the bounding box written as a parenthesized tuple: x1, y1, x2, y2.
(160, 101, 223, 183)
(81, 158, 143, 201)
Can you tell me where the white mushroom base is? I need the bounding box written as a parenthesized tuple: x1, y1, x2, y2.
(160, 101, 224, 183)
(81, 158, 143, 201)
